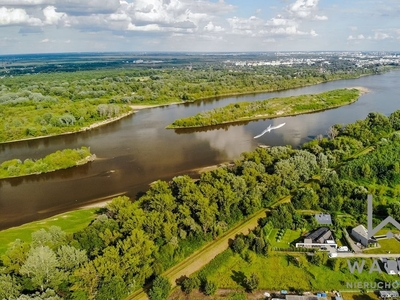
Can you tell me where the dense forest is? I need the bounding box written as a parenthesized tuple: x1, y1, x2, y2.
(1, 109, 399, 299)
(0, 147, 93, 179)
(167, 88, 361, 128)
(0, 62, 389, 142)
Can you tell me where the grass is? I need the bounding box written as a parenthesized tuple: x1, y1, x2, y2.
(0, 208, 98, 255)
(201, 251, 394, 291)
(268, 229, 303, 248)
(167, 88, 362, 128)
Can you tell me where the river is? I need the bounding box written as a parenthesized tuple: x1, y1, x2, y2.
(1, 70, 400, 230)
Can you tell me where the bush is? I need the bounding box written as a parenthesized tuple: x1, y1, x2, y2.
(204, 279, 218, 296)
(181, 276, 200, 294)
(148, 276, 171, 300)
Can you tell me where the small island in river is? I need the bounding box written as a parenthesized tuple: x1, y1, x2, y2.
(166, 87, 368, 129)
(0, 146, 95, 179)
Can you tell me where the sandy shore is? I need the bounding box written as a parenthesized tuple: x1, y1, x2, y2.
(130, 102, 181, 111)
(349, 86, 371, 95)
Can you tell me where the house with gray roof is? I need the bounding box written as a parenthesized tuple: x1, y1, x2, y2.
(296, 227, 337, 249)
(351, 224, 377, 247)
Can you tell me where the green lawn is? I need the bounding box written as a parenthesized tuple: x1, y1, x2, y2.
(268, 229, 303, 248)
(201, 250, 393, 291)
(0, 208, 98, 255)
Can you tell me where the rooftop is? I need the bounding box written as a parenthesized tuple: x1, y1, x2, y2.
(315, 214, 332, 225)
(305, 227, 332, 243)
(352, 224, 368, 238)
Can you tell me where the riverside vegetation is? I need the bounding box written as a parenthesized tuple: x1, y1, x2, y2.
(0, 63, 388, 142)
(1, 109, 400, 299)
(0, 146, 94, 179)
(167, 88, 362, 128)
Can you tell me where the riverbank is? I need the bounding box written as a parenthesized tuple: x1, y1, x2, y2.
(167, 87, 366, 129)
(0, 103, 182, 145)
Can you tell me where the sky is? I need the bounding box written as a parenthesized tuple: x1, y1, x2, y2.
(0, 0, 399, 54)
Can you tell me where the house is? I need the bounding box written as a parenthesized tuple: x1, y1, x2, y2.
(315, 214, 332, 225)
(295, 227, 337, 249)
(351, 225, 377, 247)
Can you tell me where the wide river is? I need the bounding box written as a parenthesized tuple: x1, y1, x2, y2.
(1, 70, 400, 230)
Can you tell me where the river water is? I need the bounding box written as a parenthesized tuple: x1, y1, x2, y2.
(1, 70, 400, 230)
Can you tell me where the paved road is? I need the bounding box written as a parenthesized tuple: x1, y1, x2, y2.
(336, 253, 400, 258)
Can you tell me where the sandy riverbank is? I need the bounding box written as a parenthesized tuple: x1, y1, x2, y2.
(348, 86, 370, 95)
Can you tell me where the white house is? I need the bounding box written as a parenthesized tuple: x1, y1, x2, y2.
(351, 224, 377, 247)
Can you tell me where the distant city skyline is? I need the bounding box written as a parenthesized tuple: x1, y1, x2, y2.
(0, 0, 399, 54)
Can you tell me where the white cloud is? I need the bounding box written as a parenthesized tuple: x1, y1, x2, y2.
(0, 0, 52, 5)
(372, 32, 391, 40)
(40, 38, 49, 42)
(350, 26, 358, 31)
(266, 15, 296, 27)
(287, 0, 320, 19)
(314, 14, 327, 20)
(203, 21, 224, 32)
(0, 6, 42, 25)
(347, 34, 365, 40)
(127, 23, 162, 32)
(43, 5, 66, 25)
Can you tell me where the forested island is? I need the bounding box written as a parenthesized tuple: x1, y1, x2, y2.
(0, 147, 94, 179)
(167, 88, 363, 128)
(1, 109, 400, 299)
(0, 60, 389, 143)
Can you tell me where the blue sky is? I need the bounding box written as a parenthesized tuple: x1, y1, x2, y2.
(0, 0, 399, 54)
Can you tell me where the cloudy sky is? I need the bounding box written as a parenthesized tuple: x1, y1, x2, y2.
(0, 0, 399, 54)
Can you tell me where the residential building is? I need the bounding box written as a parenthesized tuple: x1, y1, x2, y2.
(351, 225, 377, 247)
(295, 227, 337, 249)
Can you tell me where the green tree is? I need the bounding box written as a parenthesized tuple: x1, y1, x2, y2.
(148, 276, 171, 300)
(181, 276, 200, 294)
(0, 274, 22, 299)
(204, 279, 218, 296)
(244, 273, 259, 292)
(20, 246, 66, 292)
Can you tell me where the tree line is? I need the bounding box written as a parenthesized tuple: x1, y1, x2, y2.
(0, 147, 93, 179)
(1, 109, 399, 299)
(167, 88, 361, 128)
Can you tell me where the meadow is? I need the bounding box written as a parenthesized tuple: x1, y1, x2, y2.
(199, 249, 395, 292)
(0, 208, 97, 255)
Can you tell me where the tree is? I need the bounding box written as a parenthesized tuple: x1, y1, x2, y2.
(181, 276, 200, 294)
(1, 239, 30, 274)
(148, 276, 171, 300)
(0, 274, 21, 299)
(244, 273, 259, 292)
(204, 279, 218, 296)
(20, 246, 66, 292)
(57, 245, 88, 272)
(231, 236, 246, 254)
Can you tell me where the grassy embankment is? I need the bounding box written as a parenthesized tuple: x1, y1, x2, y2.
(0, 146, 94, 179)
(167, 88, 364, 129)
(0, 208, 97, 255)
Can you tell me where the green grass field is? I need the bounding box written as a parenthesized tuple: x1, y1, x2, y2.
(200, 250, 394, 292)
(0, 208, 98, 255)
(268, 229, 303, 248)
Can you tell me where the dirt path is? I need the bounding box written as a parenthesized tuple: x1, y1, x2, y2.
(125, 208, 268, 300)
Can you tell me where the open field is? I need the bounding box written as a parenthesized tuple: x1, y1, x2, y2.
(200, 250, 395, 291)
(0, 208, 97, 255)
(268, 229, 303, 248)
